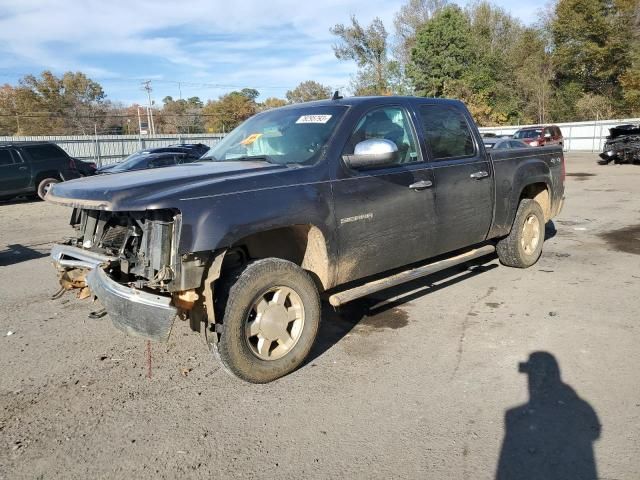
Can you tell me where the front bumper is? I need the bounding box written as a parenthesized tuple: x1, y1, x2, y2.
(51, 244, 177, 342)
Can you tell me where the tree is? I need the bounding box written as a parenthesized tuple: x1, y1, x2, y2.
(285, 81, 332, 103)
(260, 97, 288, 110)
(202, 91, 258, 132)
(161, 96, 204, 134)
(407, 6, 475, 97)
(550, 0, 629, 97)
(330, 16, 398, 94)
(393, 0, 449, 66)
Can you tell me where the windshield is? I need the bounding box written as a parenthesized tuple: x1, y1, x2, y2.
(514, 129, 542, 139)
(110, 151, 150, 169)
(108, 153, 150, 172)
(201, 106, 347, 165)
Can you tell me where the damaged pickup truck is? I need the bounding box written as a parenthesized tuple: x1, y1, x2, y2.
(48, 96, 565, 383)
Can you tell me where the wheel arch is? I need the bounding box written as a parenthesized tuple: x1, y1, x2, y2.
(227, 224, 332, 291)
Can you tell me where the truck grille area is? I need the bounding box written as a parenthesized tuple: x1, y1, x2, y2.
(68, 208, 179, 289)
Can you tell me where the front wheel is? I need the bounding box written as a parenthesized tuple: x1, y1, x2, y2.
(37, 177, 59, 200)
(212, 258, 321, 383)
(496, 199, 545, 268)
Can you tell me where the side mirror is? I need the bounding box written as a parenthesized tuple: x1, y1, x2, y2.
(342, 139, 399, 170)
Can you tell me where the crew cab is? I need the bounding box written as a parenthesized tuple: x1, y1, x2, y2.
(47, 96, 565, 383)
(0, 141, 81, 200)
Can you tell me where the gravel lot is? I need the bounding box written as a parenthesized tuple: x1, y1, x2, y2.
(1, 152, 639, 479)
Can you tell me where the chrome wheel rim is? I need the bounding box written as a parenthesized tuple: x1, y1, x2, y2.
(43, 182, 55, 194)
(521, 214, 541, 255)
(245, 286, 305, 361)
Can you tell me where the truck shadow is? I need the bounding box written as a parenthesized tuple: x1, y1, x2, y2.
(0, 196, 38, 206)
(305, 254, 499, 366)
(0, 244, 48, 267)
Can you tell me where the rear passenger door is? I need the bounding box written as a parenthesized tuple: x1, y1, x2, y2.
(0, 149, 30, 195)
(416, 104, 493, 256)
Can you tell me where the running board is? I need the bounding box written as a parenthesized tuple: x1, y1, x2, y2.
(328, 244, 496, 307)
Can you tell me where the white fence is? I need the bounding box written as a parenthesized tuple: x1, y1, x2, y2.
(0, 133, 225, 167)
(478, 118, 640, 152)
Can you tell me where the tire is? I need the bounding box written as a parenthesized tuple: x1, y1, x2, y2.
(496, 199, 545, 268)
(212, 258, 321, 383)
(37, 177, 59, 200)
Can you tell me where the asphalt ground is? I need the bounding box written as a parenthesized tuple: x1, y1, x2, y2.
(1, 152, 638, 479)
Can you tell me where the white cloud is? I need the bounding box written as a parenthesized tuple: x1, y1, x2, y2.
(0, 0, 539, 101)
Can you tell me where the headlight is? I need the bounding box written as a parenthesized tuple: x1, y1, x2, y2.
(529, 141, 539, 147)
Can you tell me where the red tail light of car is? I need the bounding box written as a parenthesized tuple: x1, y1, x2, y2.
(69, 158, 77, 170)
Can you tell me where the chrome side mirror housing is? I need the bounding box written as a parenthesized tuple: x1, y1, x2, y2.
(343, 139, 399, 170)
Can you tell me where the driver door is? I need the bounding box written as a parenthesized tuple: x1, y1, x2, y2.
(332, 105, 437, 284)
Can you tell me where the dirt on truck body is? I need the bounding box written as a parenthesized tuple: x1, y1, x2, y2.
(47, 95, 565, 383)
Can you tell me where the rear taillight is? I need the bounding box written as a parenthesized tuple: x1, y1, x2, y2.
(89, 163, 96, 169)
(69, 158, 76, 169)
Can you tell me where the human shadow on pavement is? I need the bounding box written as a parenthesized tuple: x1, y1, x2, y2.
(496, 351, 601, 480)
(0, 243, 48, 267)
(305, 254, 499, 365)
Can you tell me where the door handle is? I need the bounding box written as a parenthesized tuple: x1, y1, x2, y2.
(470, 171, 489, 179)
(18, 166, 28, 170)
(409, 180, 433, 190)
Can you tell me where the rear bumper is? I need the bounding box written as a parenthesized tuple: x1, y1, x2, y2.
(50, 244, 176, 342)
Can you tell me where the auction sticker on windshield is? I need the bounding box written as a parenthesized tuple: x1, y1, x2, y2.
(296, 114, 332, 124)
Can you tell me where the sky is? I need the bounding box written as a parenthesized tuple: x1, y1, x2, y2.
(0, 0, 543, 105)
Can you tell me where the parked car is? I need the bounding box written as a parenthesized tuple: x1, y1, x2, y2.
(168, 143, 210, 158)
(0, 141, 81, 200)
(483, 138, 531, 150)
(513, 125, 563, 147)
(97, 152, 189, 174)
(74, 158, 97, 176)
(96, 145, 206, 174)
(48, 96, 565, 383)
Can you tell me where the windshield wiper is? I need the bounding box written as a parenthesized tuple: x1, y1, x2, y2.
(228, 155, 279, 164)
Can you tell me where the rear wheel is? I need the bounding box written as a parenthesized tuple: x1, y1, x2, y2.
(211, 258, 321, 383)
(496, 199, 545, 268)
(37, 177, 59, 200)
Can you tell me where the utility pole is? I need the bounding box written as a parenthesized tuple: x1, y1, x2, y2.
(142, 80, 156, 135)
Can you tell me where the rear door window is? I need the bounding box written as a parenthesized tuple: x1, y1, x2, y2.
(23, 144, 66, 161)
(418, 105, 475, 160)
(0, 149, 13, 166)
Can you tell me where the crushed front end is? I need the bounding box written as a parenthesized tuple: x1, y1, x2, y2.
(50, 208, 208, 341)
(599, 124, 640, 165)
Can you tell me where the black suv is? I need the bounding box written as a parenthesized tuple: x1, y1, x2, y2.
(0, 142, 81, 200)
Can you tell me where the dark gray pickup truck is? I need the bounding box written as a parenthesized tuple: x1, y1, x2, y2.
(47, 96, 565, 383)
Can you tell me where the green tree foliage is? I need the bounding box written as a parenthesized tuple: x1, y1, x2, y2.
(407, 6, 475, 98)
(330, 16, 400, 94)
(393, 0, 449, 67)
(202, 90, 259, 132)
(285, 80, 332, 103)
(551, 0, 625, 96)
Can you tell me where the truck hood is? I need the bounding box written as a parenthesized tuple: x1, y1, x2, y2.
(46, 160, 285, 210)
